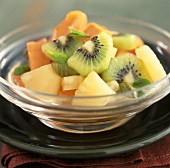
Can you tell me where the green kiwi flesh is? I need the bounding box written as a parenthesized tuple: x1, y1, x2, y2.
(112, 34, 138, 50)
(118, 82, 132, 92)
(101, 54, 151, 84)
(52, 62, 79, 77)
(42, 35, 83, 63)
(67, 32, 113, 76)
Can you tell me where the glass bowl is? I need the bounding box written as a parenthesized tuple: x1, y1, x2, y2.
(0, 16, 170, 134)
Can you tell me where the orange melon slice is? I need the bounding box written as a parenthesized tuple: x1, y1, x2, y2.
(116, 50, 136, 57)
(27, 38, 51, 70)
(53, 10, 88, 39)
(59, 89, 76, 96)
(59, 90, 76, 102)
(12, 72, 25, 87)
(84, 22, 113, 40)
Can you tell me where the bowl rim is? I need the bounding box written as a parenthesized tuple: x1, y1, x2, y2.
(0, 16, 170, 99)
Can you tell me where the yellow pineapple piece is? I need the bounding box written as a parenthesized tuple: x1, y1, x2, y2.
(107, 80, 120, 92)
(136, 45, 166, 82)
(72, 71, 115, 106)
(21, 64, 61, 94)
(61, 75, 84, 91)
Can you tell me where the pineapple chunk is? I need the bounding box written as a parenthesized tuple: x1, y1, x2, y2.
(21, 64, 61, 94)
(61, 75, 84, 91)
(107, 80, 120, 92)
(136, 45, 166, 82)
(73, 71, 115, 106)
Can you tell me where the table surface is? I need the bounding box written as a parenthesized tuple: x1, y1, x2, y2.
(0, 0, 169, 167)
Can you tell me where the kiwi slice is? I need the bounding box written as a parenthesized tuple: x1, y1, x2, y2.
(101, 54, 151, 84)
(52, 62, 79, 77)
(67, 32, 113, 76)
(112, 34, 143, 50)
(132, 78, 151, 88)
(42, 35, 83, 63)
(118, 82, 132, 92)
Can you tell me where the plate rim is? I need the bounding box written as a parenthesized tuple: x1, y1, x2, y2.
(0, 117, 170, 159)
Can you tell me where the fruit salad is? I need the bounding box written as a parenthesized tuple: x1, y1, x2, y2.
(12, 10, 167, 106)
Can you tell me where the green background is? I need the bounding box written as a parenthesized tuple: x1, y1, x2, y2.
(0, 0, 169, 38)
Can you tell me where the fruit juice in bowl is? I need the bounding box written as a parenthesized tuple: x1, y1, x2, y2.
(0, 10, 170, 134)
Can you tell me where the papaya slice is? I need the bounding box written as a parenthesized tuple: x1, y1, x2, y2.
(116, 50, 136, 57)
(27, 38, 51, 70)
(53, 10, 88, 39)
(59, 89, 76, 96)
(59, 89, 76, 102)
(136, 35, 144, 48)
(12, 72, 25, 87)
(84, 22, 113, 40)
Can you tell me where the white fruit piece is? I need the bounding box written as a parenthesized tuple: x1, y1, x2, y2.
(61, 75, 84, 91)
(107, 80, 120, 92)
(72, 71, 115, 106)
(21, 64, 61, 94)
(136, 45, 166, 82)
